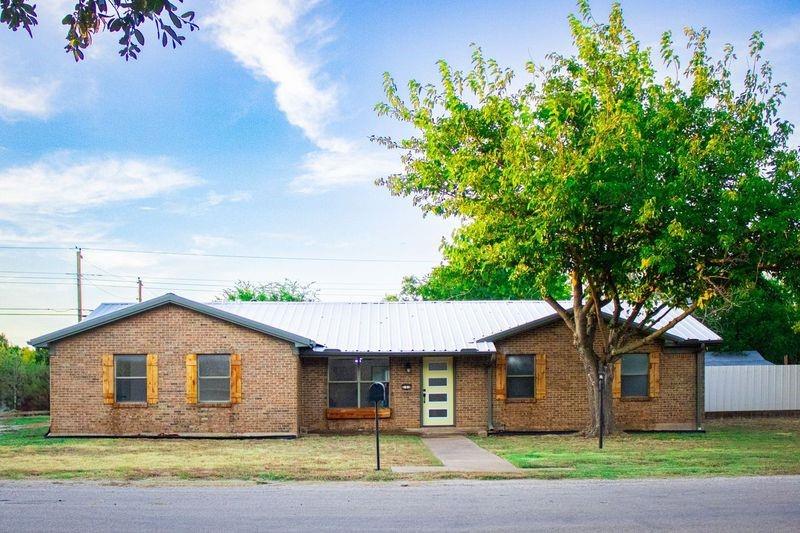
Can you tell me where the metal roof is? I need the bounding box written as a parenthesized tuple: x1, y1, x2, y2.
(29, 293, 317, 349)
(706, 350, 773, 366)
(67, 295, 721, 354)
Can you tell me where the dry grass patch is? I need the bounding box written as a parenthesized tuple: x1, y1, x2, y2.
(0, 420, 439, 481)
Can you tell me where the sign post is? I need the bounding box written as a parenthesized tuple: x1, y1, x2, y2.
(367, 382, 387, 471)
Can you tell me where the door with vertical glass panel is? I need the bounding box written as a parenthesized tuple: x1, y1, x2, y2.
(422, 356, 454, 426)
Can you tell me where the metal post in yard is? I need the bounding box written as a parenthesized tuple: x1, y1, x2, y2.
(375, 400, 381, 471)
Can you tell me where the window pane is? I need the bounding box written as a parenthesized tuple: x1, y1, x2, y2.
(507, 376, 534, 398)
(198, 355, 230, 377)
(428, 409, 448, 418)
(198, 377, 230, 402)
(507, 355, 534, 376)
(622, 354, 649, 375)
(428, 377, 447, 387)
(429, 393, 447, 402)
(115, 355, 146, 378)
(329, 383, 358, 407)
(116, 377, 146, 402)
(428, 362, 448, 371)
(360, 358, 389, 382)
(329, 359, 357, 381)
(622, 375, 648, 397)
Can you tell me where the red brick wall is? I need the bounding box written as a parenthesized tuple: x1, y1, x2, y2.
(300, 357, 423, 433)
(49, 304, 300, 436)
(494, 321, 700, 431)
(299, 356, 491, 433)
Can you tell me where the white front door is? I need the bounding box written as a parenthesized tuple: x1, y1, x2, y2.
(422, 356, 454, 426)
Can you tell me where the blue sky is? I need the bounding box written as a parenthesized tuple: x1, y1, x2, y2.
(1, 0, 799, 344)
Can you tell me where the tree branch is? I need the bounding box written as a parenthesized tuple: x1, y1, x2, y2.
(544, 295, 575, 334)
(612, 301, 699, 355)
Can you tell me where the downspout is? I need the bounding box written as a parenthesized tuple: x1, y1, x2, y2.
(696, 343, 706, 431)
(487, 354, 495, 432)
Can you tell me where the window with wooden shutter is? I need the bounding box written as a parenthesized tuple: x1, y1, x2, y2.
(612, 359, 622, 399)
(230, 353, 242, 404)
(648, 350, 660, 398)
(146, 353, 158, 405)
(185, 353, 197, 404)
(494, 353, 507, 401)
(102, 354, 114, 404)
(535, 353, 547, 400)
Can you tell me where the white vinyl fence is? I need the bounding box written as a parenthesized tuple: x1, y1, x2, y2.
(705, 365, 800, 412)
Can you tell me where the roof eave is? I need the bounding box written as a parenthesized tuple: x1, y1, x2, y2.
(28, 293, 317, 349)
(477, 310, 720, 345)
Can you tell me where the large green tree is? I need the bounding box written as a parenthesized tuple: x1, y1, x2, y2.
(1, 0, 197, 60)
(698, 278, 800, 364)
(375, 1, 800, 434)
(221, 280, 319, 303)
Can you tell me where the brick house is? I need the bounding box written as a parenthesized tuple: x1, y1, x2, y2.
(29, 293, 720, 437)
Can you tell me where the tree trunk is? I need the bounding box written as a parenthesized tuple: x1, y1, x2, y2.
(577, 346, 616, 436)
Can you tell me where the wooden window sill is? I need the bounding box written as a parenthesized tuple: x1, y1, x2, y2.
(326, 407, 391, 420)
(505, 398, 536, 404)
(196, 402, 233, 408)
(113, 402, 148, 408)
(619, 396, 652, 402)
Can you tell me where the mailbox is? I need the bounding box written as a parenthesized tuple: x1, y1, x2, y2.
(367, 382, 386, 406)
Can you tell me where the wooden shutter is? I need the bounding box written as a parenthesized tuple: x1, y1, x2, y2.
(494, 353, 507, 401)
(185, 353, 197, 404)
(146, 353, 158, 405)
(648, 350, 660, 398)
(102, 354, 114, 404)
(230, 353, 242, 404)
(535, 353, 547, 400)
(612, 359, 622, 399)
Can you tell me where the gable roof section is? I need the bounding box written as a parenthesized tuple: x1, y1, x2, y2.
(52, 297, 721, 353)
(477, 302, 721, 345)
(28, 293, 318, 349)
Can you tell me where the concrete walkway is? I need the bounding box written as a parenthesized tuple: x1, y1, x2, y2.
(393, 435, 520, 473)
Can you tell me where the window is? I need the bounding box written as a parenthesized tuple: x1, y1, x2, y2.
(621, 354, 649, 397)
(198, 354, 230, 403)
(506, 355, 535, 399)
(115, 354, 147, 403)
(328, 357, 389, 408)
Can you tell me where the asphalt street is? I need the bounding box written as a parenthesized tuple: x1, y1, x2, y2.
(0, 475, 798, 532)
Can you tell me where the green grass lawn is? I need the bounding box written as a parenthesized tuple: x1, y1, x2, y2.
(472, 418, 800, 479)
(0, 416, 797, 481)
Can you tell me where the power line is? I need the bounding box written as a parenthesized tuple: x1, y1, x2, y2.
(0, 244, 436, 264)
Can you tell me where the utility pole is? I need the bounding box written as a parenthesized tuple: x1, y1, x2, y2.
(137, 277, 143, 303)
(76, 247, 83, 322)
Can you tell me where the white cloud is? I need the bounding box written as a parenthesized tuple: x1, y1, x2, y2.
(206, 0, 401, 192)
(190, 234, 237, 250)
(0, 71, 58, 120)
(203, 190, 252, 207)
(0, 153, 198, 217)
(205, 0, 337, 145)
(292, 142, 401, 194)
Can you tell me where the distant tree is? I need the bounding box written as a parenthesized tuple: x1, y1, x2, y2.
(1, 0, 197, 60)
(698, 278, 800, 364)
(375, 1, 800, 434)
(0, 336, 49, 411)
(222, 280, 319, 303)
